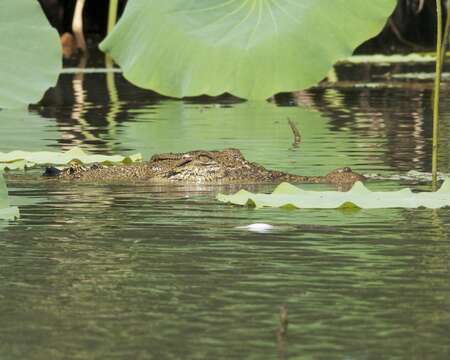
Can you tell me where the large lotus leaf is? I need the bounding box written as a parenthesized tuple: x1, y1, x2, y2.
(217, 180, 450, 209)
(0, 176, 19, 220)
(0, 147, 142, 171)
(100, 0, 396, 99)
(0, 0, 61, 108)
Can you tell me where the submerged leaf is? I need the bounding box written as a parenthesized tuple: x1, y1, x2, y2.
(217, 181, 450, 209)
(0, 147, 142, 170)
(100, 0, 395, 99)
(0, 176, 19, 220)
(0, 0, 61, 108)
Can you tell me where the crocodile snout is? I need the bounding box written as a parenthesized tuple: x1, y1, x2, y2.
(325, 167, 365, 184)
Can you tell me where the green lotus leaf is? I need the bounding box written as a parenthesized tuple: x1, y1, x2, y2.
(0, 0, 61, 108)
(100, 0, 396, 99)
(0, 176, 19, 220)
(0, 147, 142, 170)
(217, 180, 450, 209)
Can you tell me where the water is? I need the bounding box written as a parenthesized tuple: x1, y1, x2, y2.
(1, 61, 450, 359)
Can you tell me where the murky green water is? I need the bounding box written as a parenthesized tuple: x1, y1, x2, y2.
(1, 62, 450, 359)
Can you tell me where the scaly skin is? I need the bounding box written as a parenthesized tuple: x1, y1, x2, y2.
(49, 148, 365, 185)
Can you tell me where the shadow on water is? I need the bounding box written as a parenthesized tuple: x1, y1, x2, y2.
(1, 58, 450, 358)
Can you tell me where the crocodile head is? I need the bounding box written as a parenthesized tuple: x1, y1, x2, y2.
(148, 148, 247, 184)
(48, 148, 365, 186)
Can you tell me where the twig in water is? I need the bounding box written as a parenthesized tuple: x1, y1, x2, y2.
(276, 305, 289, 360)
(287, 118, 301, 148)
(277, 304, 289, 337)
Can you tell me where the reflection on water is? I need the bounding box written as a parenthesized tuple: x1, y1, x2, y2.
(27, 60, 450, 175)
(1, 61, 450, 358)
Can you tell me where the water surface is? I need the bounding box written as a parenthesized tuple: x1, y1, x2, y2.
(1, 62, 450, 359)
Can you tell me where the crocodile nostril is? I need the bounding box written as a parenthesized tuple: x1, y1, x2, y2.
(43, 166, 61, 177)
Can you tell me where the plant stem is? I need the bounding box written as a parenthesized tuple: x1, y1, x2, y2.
(72, 0, 86, 51)
(107, 0, 119, 35)
(432, 0, 443, 190)
(440, 3, 450, 65)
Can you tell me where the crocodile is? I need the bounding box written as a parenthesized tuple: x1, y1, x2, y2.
(44, 148, 365, 185)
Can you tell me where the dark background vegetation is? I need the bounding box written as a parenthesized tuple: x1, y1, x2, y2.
(37, 0, 445, 54)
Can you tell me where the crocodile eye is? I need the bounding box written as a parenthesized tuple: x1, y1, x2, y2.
(198, 154, 213, 162)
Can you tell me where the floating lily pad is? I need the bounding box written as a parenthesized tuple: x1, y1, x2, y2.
(0, 147, 142, 171)
(0, 176, 19, 220)
(100, 0, 395, 99)
(217, 181, 450, 209)
(0, 0, 61, 108)
(0, 160, 27, 172)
